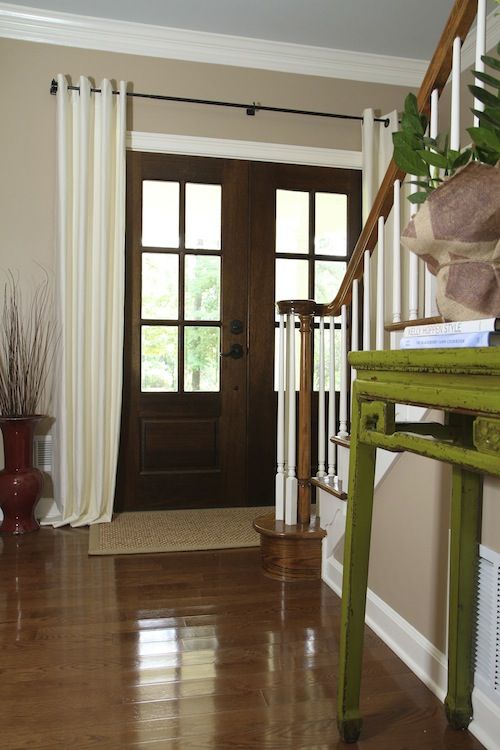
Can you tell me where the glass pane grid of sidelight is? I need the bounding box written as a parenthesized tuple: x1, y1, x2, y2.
(184, 255, 221, 321)
(185, 183, 222, 250)
(141, 253, 179, 320)
(314, 193, 347, 255)
(141, 325, 178, 392)
(184, 326, 221, 392)
(275, 189, 309, 254)
(142, 181, 180, 248)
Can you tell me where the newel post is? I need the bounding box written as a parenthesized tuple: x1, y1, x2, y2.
(298, 310, 313, 525)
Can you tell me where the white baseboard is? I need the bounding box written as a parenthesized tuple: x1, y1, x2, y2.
(323, 556, 500, 750)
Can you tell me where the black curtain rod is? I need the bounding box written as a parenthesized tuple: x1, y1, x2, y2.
(49, 79, 390, 126)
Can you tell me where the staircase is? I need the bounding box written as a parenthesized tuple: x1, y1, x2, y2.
(254, 0, 489, 581)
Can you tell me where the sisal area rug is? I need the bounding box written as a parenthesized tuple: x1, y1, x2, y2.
(88, 506, 271, 556)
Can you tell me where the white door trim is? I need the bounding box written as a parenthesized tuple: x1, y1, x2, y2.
(127, 131, 362, 170)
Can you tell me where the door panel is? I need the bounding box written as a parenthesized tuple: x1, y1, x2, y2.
(116, 153, 248, 511)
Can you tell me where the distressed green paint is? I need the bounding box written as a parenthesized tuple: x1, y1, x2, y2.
(337, 350, 500, 742)
(360, 399, 395, 435)
(445, 465, 482, 729)
(474, 417, 500, 455)
(337, 386, 376, 743)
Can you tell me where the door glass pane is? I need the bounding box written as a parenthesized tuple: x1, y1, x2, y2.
(141, 326, 178, 392)
(185, 255, 221, 321)
(314, 260, 346, 304)
(313, 326, 341, 391)
(276, 190, 309, 254)
(142, 181, 180, 248)
(185, 183, 222, 250)
(315, 193, 347, 255)
(184, 327, 220, 392)
(142, 253, 179, 320)
(275, 258, 309, 304)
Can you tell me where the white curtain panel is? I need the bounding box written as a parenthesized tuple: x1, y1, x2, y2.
(51, 75, 127, 526)
(361, 108, 399, 222)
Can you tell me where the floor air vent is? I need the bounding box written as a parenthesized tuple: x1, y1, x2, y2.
(474, 544, 500, 704)
(33, 435, 53, 472)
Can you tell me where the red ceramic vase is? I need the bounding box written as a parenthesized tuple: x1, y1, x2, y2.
(0, 417, 43, 533)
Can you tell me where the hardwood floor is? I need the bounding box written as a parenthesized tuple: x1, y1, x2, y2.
(0, 528, 485, 749)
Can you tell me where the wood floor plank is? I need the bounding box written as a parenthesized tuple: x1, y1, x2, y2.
(0, 528, 484, 750)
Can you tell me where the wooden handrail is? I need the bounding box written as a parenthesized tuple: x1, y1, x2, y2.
(319, 0, 478, 318)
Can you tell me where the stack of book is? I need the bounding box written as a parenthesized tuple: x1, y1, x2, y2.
(399, 318, 500, 349)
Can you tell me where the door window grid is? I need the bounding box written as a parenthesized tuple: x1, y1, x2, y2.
(140, 180, 222, 393)
(274, 189, 349, 391)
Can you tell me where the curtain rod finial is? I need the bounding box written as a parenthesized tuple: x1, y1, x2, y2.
(50, 79, 58, 96)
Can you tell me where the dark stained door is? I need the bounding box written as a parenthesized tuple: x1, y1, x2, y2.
(116, 153, 249, 510)
(116, 154, 361, 511)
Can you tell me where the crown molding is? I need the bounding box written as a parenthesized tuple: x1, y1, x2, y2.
(0, 2, 427, 86)
(127, 132, 362, 170)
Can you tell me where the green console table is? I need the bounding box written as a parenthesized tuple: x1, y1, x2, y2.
(337, 348, 500, 743)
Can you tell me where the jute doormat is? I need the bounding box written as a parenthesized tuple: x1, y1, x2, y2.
(88, 506, 271, 555)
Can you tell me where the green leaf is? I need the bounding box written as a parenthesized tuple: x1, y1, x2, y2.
(471, 107, 500, 129)
(472, 69, 500, 89)
(408, 191, 429, 205)
(481, 53, 500, 73)
(408, 179, 438, 189)
(402, 112, 426, 136)
(422, 136, 438, 149)
(469, 85, 500, 109)
(392, 130, 421, 150)
(474, 146, 499, 165)
(451, 149, 472, 169)
(403, 93, 419, 117)
(393, 145, 430, 176)
(467, 126, 500, 152)
(417, 150, 448, 168)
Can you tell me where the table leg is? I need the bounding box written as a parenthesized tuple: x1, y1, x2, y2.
(445, 465, 482, 730)
(337, 395, 376, 743)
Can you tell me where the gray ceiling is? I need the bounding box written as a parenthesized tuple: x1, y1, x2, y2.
(11, 0, 470, 60)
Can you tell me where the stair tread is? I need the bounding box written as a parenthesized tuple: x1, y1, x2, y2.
(384, 315, 444, 333)
(330, 435, 350, 449)
(311, 476, 347, 500)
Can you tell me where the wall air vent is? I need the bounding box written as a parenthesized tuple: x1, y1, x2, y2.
(33, 435, 53, 473)
(474, 544, 500, 705)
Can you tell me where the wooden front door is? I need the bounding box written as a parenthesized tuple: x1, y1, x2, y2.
(116, 153, 249, 510)
(116, 153, 361, 512)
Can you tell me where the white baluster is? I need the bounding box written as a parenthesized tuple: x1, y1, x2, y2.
(327, 317, 336, 478)
(392, 180, 401, 325)
(351, 280, 359, 353)
(450, 37, 461, 152)
(275, 313, 286, 521)
(474, 0, 487, 126)
(425, 89, 439, 317)
(317, 316, 326, 478)
(363, 249, 371, 350)
(338, 305, 348, 438)
(408, 178, 419, 320)
(285, 313, 297, 525)
(376, 216, 385, 350)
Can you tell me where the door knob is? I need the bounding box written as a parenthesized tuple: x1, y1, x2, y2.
(220, 343, 244, 359)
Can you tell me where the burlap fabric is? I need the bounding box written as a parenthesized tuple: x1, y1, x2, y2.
(401, 162, 500, 321)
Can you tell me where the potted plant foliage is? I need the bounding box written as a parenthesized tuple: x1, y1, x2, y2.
(0, 273, 56, 533)
(392, 43, 500, 321)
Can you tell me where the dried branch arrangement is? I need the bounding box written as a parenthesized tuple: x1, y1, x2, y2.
(0, 273, 57, 416)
